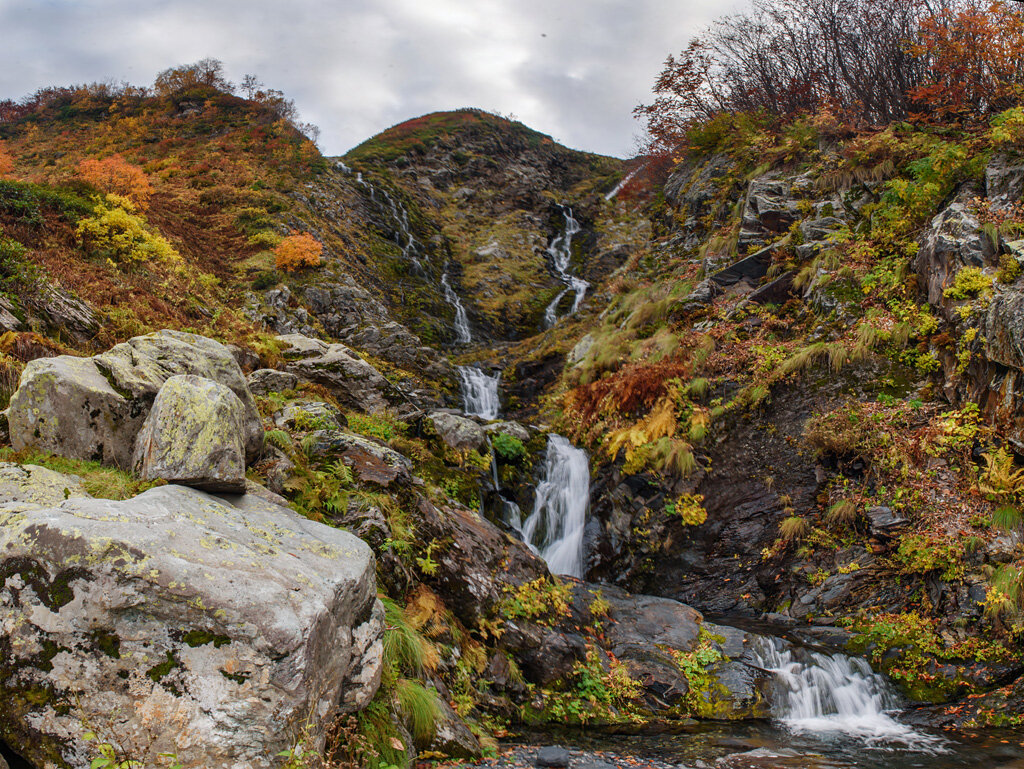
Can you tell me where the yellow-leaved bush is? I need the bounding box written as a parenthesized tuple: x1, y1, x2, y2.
(76, 194, 181, 266)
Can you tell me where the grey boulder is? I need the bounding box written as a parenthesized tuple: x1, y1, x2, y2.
(247, 368, 299, 396)
(0, 466, 382, 769)
(278, 333, 392, 414)
(133, 374, 248, 492)
(428, 411, 488, 452)
(8, 330, 263, 468)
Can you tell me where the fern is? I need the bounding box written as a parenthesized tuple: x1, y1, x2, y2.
(264, 429, 292, 453)
(980, 447, 1024, 499)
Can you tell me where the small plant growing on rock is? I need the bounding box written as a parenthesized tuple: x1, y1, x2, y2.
(665, 492, 707, 526)
(500, 576, 571, 625)
(491, 432, 527, 463)
(779, 515, 810, 542)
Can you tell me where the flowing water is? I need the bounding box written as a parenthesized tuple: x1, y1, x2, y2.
(521, 434, 590, 577)
(604, 165, 643, 200)
(354, 170, 471, 342)
(748, 635, 944, 752)
(544, 206, 589, 327)
(442, 271, 472, 344)
(458, 366, 500, 420)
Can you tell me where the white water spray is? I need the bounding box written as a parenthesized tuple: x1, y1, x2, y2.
(544, 206, 589, 327)
(604, 165, 643, 201)
(459, 366, 500, 420)
(521, 435, 590, 578)
(750, 636, 946, 751)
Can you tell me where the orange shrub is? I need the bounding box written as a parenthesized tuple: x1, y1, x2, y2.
(78, 154, 153, 208)
(274, 231, 322, 272)
(0, 142, 13, 177)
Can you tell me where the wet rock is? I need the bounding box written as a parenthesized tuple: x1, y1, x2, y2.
(247, 368, 299, 395)
(132, 375, 247, 493)
(986, 152, 1024, 211)
(428, 411, 488, 452)
(485, 420, 532, 443)
(303, 430, 412, 487)
(0, 466, 382, 769)
(913, 187, 996, 311)
(535, 745, 571, 767)
(278, 333, 392, 414)
(738, 174, 811, 250)
(865, 505, 908, 536)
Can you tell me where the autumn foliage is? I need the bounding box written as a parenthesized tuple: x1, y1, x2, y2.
(0, 144, 13, 177)
(637, 0, 1024, 155)
(77, 155, 153, 209)
(910, 1, 1024, 119)
(274, 231, 323, 272)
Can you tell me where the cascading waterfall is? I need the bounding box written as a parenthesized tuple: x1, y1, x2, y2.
(442, 272, 472, 345)
(459, 366, 500, 420)
(521, 435, 590, 578)
(750, 636, 945, 751)
(354, 171, 472, 341)
(543, 206, 589, 328)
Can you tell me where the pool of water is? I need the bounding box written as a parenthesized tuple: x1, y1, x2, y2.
(510, 720, 1024, 769)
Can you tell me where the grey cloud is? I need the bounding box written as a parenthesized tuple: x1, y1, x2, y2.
(0, 0, 728, 158)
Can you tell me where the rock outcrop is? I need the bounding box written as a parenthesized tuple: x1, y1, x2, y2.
(8, 330, 263, 469)
(278, 333, 393, 415)
(0, 464, 382, 769)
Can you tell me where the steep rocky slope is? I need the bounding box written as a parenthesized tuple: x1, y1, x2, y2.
(4, 72, 1024, 767)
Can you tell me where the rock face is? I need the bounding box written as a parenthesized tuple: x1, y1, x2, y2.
(0, 464, 382, 769)
(133, 375, 248, 493)
(278, 333, 393, 414)
(428, 411, 488, 452)
(8, 330, 263, 469)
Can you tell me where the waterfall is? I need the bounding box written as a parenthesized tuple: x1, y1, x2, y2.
(459, 366, 500, 420)
(521, 435, 590, 578)
(750, 636, 945, 750)
(544, 206, 589, 327)
(355, 172, 472, 341)
(442, 271, 472, 344)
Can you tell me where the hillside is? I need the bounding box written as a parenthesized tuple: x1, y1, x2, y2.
(2, 57, 1024, 769)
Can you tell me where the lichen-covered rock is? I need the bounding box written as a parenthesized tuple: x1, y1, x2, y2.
(428, 411, 487, 452)
(426, 700, 482, 760)
(274, 401, 345, 432)
(986, 153, 1024, 211)
(484, 420, 531, 443)
(8, 330, 263, 468)
(246, 368, 299, 396)
(0, 467, 382, 769)
(738, 173, 812, 250)
(277, 333, 392, 414)
(133, 375, 247, 493)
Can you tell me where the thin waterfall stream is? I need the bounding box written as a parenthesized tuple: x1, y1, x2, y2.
(354, 170, 472, 343)
(544, 206, 588, 327)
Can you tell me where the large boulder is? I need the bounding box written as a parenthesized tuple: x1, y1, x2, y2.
(277, 334, 392, 414)
(8, 330, 263, 468)
(0, 466, 382, 769)
(132, 375, 248, 492)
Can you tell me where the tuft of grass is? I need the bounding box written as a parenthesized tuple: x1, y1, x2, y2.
(992, 504, 1023, 532)
(827, 499, 859, 525)
(780, 515, 810, 542)
(395, 678, 442, 744)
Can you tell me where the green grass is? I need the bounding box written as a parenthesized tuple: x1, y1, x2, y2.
(0, 448, 160, 499)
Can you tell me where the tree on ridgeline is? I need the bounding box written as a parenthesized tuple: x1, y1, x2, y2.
(635, 0, 1024, 157)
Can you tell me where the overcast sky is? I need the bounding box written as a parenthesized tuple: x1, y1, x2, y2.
(0, 0, 738, 159)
